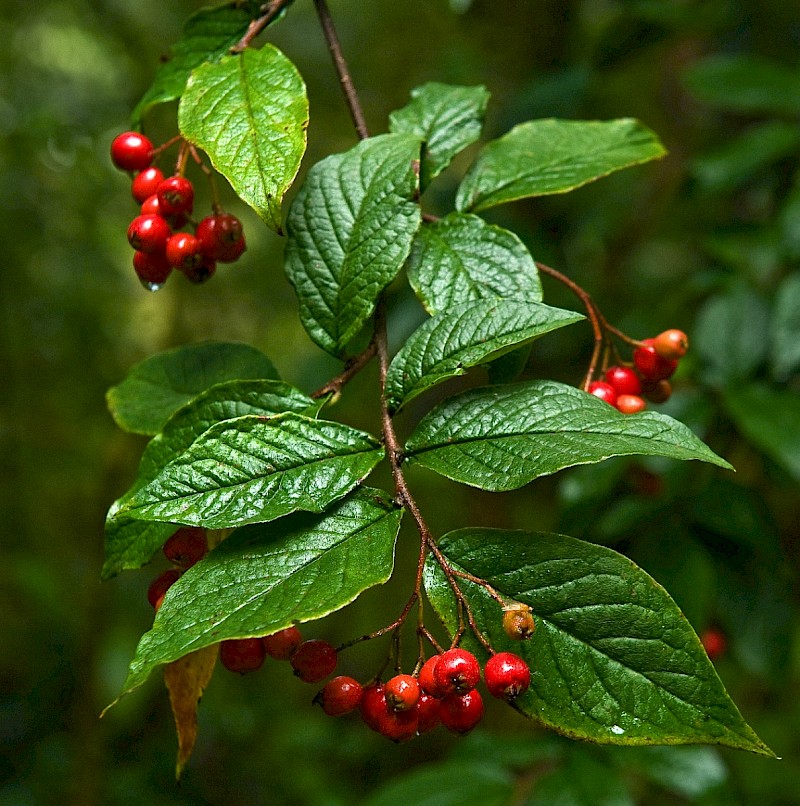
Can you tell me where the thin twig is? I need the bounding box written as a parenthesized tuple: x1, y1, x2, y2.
(311, 341, 377, 399)
(231, 0, 294, 53)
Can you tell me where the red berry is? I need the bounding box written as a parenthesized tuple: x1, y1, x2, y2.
(415, 692, 441, 734)
(587, 380, 617, 406)
(502, 606, 536, 641)
(642, 379, 672, 404)
(654, 329, 689, 361)
(604, 365, 642, 396)
(140, 194, 161, 216)
(316, 676, 363, 716)
(701, 627, 727, 661)
(132, 249, 171, 286)
(111, 131, 154, 172)
(147, 568, 181, 610)
(156, 176, 194, 217)
(433, 648, 481, 695)
(162, 526, 207, 568)
(220, 637, 266, 674)
(127, 214, 171, 253)
(615, 394, 647, 414)
(166, 232, 204, 272)
(183, 256, 216, 284)
(290, 639, 337, 683)
(384, 674, 420, 712)
(263, 626, 303, 660)
(196, 213, 246, 263)
(376, 706, 419, 742)
(360, 683, 388, 731)
(418, 655, 446, 698)
(131, 167, 165, 203)
(439, 690, 484, 735)
(484, 652, 531, 701)
(633, 339, 678, 382)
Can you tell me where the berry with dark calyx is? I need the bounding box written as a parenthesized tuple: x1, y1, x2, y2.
(418, 655, 446, 698)
(127, 214, 171, 254)
(433, 647, 481, 695)
(220, 637, 266, 674)
(196, 213, 246, 263)
(316, 676, 363, 716)
(502, 605, 536, 641)
(615, 394, 647, 415)
(166, 232, 204, 272)
(654, 329, 689, 361)
(587, 380, 617, 406)
(263, 625, 303, 660)
(415, 692, 441, 734)
(111, 131, 154, 172)
(484, 652, 531, 701)
(384, 674, 420, 712)
(360, 683, 387, 732)
(131, 167, 165, 203)
(162, 526, 207, 568)
(439, 690, 484, 735)
(290, 639, 337, 683)
(633, 338, 678, 382)
(605, 365, 642, 396)
(701, 627, 727, 661)
(183, 256, 216, 284)
(642, 379, 672, 404)
(147, 568, 182, 610)
(156, 175, 194, 217)
(377, 705, 419, 742)
(133, 249, 171, 287)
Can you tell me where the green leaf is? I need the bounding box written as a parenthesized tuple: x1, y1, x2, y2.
(770, 273, 800, 381)
(385, 300, 582, 412)
(116, 489, 401, 697)
(682, 55, 800, 115)
(131, 2, 259, 125)
(622, 747, 728, 799)
(106, 342, 279, 435)
(455, 118, 666, 212)
(724, 384, 800, 481)
(178, 45, 308, 233)
(695, 284, 770, 386)
(115, 413, 383, 529)
(529, 750, 634, 806)
(405, 381, 732, 490)
(423, 528, 774, 756)
(388, 82, 490, 188)
(285, 133, 422, 355)
(101, 380, 320, 579)
(407, 213, 542, 314)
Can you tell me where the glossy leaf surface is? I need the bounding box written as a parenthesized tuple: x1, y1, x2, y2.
(456, 118, 666, 212)
(405, 381, 731, 490)
(424, 528, 773, 755)
(284, 133, 421, 355)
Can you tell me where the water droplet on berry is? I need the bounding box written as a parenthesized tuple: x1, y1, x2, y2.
(140, 279, 165, 292)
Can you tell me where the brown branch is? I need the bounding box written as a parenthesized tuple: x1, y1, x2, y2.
(313, 0, 369, 140)
(311, 340, 377, 400)
(231, 0, 295, 53)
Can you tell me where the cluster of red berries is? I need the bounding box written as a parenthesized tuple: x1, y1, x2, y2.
(110, 131, 246, 289)
(588, 329, 689, 414)
(147, 526, 209, 610)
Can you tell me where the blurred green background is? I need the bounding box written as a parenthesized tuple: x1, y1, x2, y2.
(2, 0, 799, 803)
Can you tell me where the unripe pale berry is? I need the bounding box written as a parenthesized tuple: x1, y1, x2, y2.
(502, 606, 536, 640)
(290, 639, 337, 683)
(653, 329, 689, 361)
(434, 648, 481, 695)
(111, 131, 154, 172)
(484, 652, 531, 701)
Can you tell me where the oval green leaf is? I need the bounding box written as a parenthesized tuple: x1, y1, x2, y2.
(389, 82, 490, 188)
(116, 488, 402, 697)
(424, 528, 774, 756)
(178, 44, 309, 233)
(455, 118, 666, 213)
(405, 380, 732, 490)
(385, 300, 583, 412)
(284, 133, 422, 356)
(116, 413, 383, 529)
(407, 213, 542, 314)
(106, 342, 279, 435)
